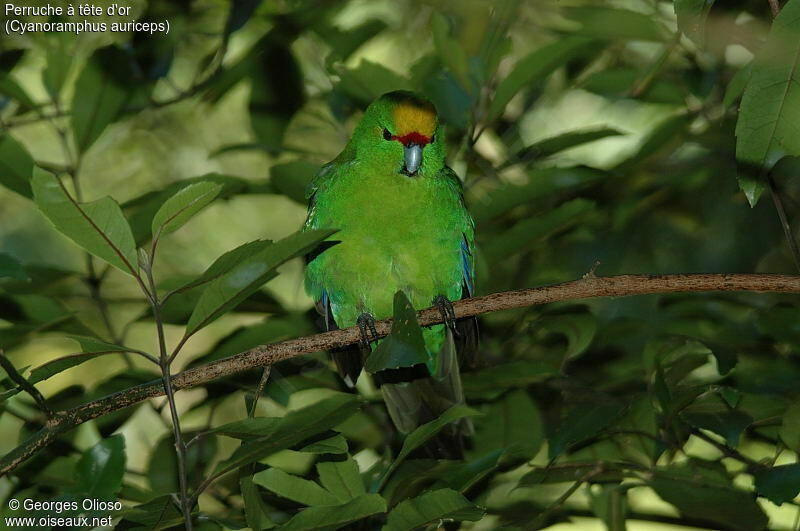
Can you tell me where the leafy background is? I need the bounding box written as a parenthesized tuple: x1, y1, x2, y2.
(2, 0, 800, 529)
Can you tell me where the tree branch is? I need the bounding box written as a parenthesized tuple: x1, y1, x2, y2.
(2, 273, 800, 476)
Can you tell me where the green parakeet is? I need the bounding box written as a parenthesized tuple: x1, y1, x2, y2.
(303, 91, 478, 458)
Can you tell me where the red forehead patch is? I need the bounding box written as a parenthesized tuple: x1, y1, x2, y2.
(392, 132, 432, 146)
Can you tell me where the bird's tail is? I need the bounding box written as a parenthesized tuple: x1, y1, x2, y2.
(379, 326, 474, 459)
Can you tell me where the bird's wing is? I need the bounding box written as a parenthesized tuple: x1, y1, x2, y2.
(304, 160, 364, 386)
(441, 166, 480, 369)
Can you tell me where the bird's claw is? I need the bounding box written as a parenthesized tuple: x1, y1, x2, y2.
(357, 313, 380, 350)
(433, 295, 458, 334)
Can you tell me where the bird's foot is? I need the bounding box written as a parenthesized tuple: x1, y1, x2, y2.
(433, 295, 458, 335)
(357, 313, 380, 350)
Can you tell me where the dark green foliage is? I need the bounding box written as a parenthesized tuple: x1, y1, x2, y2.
(2, 1, 800, 529)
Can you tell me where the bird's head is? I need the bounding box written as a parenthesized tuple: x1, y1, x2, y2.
(350, 91, 445, 178)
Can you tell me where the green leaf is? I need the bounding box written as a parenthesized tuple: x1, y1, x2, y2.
(680, 393, 753, 446)
(32, 167, 138, 276)
(754, 464, 800, 505)
(779, 402, 800, 452)
(472, 166, 605, 223)
(124, 173, 256, 245)
(483, 199, 595, 262)
(549, 401, 624, 459)
(614, 114, 693, 172)
(674, 0, 715, 47)
(28, 347, 131, 385)
(42, 34, 73, 101)
(461, 361, 556, 394)
(317, 458, 365, 503)
(537, 312, 597, 361)
(723, 61, 753, 109)
(589, 484, 627, 531)
(174, 239, 275, 295)
(334, 60, 411, 104)
(384, 488, 483, 531)
(151, 181, 222, 238)
(213, 417, 282, 440)
(364, 291, 428, 373)
(253, 468, 341, 506)
(472, 390, 544, 461)
(299, 434, 348, 455)
(519, 462, 632, 487)
(0, 253, 27, 280)
(581, 68, 685, 104)
(147, 433, 216, 495)
(241, 476, 276, 530)
(76, 435, 126, 497)
(0, 71, 38, 110)
(277, 494, 386, 531)
(271, 160, 319, 204)
(0, 132, 34, 198)
(431, 13, 472, 92)
(562, 7, 668, 42)
(489, 36, 597, 119)
(185, 229, 336, 335)
(380, 405, 481, 488)
(650, 462, 768, 531)
(507, 128, 624, 165)
(71, 46, 132, 153)
(735, 0, 800, 206)
(214, 393, 361, 475)
(120, 495, 185, 529)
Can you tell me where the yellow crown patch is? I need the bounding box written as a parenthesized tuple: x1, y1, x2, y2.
(393, 100, 437, 138)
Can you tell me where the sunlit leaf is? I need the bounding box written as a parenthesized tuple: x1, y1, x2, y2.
(384, 488, 483, 531)
(28, 336, 139, 384)
(507, 128, 624, 166)
(71, 46, 132, 153)
(151, 181, 222, 238)
(32, 167, 138, 276)
(213, 393, 361, 475)
(278, 494, 386, 531)
(562, 7, 668, 42)
(0, 71, 38, 110)
(253, 468, 341, 506)
(0, 132, 34, 198)
(489, 36, 597, 119)
(317, 458, 365, 503)
(185, 229, 336, 335)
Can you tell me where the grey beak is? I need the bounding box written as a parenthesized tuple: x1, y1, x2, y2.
(403, 143, 423, 175)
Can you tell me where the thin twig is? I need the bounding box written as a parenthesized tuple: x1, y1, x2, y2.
(767, 173, 800, 273)
(2, 273, 800, 476)
(144, 257, 193, 530)
(690, 428, 765, 472)
(0, 351, 53, 417)
(530, 466, 602, 528)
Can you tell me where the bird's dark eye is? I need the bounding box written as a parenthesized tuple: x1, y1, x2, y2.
(383, 128, 392, 141)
